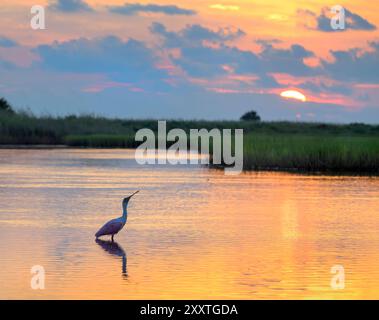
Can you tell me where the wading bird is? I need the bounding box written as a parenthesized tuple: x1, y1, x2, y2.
(95, 191, 139, 242)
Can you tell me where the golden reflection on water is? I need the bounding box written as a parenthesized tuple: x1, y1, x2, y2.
(0, 149, 379, 299)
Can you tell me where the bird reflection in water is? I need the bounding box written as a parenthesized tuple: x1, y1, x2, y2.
(95, 239, 128, 277)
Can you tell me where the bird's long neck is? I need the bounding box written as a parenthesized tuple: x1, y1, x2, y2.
(122, 203, 128, 221)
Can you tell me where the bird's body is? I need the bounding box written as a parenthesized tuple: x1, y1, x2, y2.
(95, 217, 126, 239)
(95, 191, 139, 241)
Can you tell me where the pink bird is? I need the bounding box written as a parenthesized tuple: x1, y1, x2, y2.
(95, 191, 139, 242)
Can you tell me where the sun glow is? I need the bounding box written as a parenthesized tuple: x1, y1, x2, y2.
(209, 4, 240, 11)
(280, 90, 307, 102)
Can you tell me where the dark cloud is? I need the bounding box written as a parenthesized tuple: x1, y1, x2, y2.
(0, 59, 15, 70)
(109, 3, 196, 16)
(178, 45, 261, 77)
(151, 23, 259, 77)
(49, 0, 93, 13)
(150, 22, 244, 47)
(181, 24, 245, 42)
(301, 7, 376, 32)
(31, 22, 378, 96)
(323, 41, 379, 83)
(4, 24, 378, 122)
(0, 36, 18, 48)
(299, 81, 352, 95)
(152, 23, 317, 79)
(255, 39, 281, 47)
(259, 43, 316, 76)
(255, 74, 281, 88)
(35, 36, 167, 86)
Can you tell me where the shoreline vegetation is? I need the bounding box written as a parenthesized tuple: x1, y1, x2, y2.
(1, 104, 379, 174)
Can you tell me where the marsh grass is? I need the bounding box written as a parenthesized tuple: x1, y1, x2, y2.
(63, 134, 138, 148)
(1, 110, 378, 173)
(243, 134, 379, 173)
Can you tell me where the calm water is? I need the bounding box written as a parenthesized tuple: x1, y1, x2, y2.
(0, 149, 378, 299)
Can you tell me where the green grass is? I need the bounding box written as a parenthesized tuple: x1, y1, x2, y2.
(243, 134, 379, 173)
(63, 134, 138, 148)
(1, 110, 379, 144)
(1, 109, 379, 173)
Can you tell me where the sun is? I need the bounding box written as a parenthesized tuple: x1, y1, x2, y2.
(280, 90, 307, 102)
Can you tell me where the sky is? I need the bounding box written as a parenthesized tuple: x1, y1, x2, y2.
(0, 0, 378, 122)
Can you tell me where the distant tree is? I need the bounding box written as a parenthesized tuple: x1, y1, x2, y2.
(240, 110, 261, 122)
(0, 97, 15, 114)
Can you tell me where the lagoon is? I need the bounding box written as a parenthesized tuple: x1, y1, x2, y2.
(0, 149, 378, 299)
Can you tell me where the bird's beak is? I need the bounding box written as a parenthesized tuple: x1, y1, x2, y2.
(128, 190, 139, 199)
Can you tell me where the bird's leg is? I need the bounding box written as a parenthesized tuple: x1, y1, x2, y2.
(111, 235, 114, 242)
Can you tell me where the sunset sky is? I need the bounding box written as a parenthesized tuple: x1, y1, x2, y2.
(0, 0, 378, 122)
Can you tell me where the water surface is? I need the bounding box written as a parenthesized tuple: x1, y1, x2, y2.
(0, 149, 378, 299)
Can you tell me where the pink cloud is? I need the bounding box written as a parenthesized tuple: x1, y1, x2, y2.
(82, 81, 144, 93)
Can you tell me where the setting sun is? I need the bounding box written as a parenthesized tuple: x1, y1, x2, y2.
(280, 90, 307, 102)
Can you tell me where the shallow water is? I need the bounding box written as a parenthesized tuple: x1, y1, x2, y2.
(0, 149, 378, 299)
